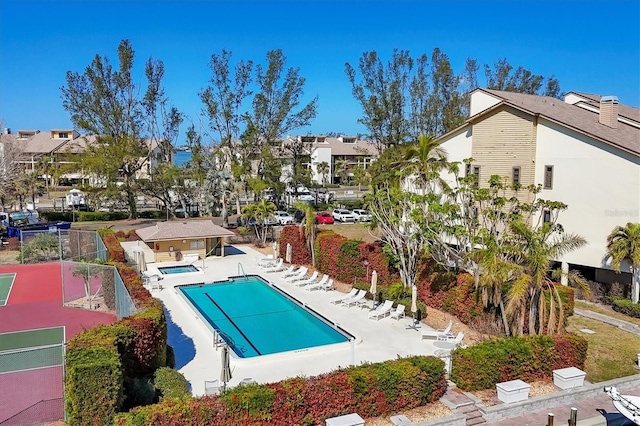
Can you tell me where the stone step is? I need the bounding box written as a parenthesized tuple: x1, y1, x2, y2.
(458, 405, 479, 414)
(466, 416, 486, 426)
(464, 410, 483, 420)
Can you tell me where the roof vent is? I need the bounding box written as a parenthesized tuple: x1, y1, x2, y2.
(599, 95, 619, 128)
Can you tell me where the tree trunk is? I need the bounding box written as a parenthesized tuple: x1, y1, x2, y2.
(632, 267, 639, 304)
(221, 197, 229, 228)
(499, 298, 511, 336)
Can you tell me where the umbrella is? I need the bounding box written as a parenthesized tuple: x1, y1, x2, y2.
(369, 270, 378, 308)
(272, 241, 278, 258)
(139, 251, 147, 273)
(285, 243, 292, 263)
(220, 345, 232, 390)
(411, 285, 418, 321)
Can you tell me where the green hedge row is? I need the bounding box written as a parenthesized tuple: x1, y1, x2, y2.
(611, 299, 640, 318)
(450, 333, 588, 391)
(114, 355, 447, 425)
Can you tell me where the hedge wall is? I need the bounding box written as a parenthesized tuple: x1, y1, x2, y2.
(450, 333, 588, 391)
(612, 298, 640, 318)
(278, 225, 311, 265)
(115, 355, 446, 425)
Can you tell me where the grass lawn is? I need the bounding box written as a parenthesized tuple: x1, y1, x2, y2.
(566, 315, 640, 382)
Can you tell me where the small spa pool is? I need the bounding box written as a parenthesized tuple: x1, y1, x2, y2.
(158, 265, 200, 275)
(178, 275, 353, 358)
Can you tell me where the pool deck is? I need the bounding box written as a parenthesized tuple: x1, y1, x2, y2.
(142, 245, 442, 396)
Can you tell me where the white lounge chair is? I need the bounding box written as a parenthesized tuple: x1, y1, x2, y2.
(263, 259, 286, 273)
(306, 274, 329, 291)
(330, 288, 357, 304)
(421, 320, 453, 340)
(282, 265, 300, 278)
(368, 300, 394, 320)
(341, 289, 367, 307)
(390, 304, 406, 320)
(295, 271, 319, 287)
(204, 379, 220, 396)
(285, 266, 308, 282)
(446, 331, 465, 347)
(322, 278, 334, 291)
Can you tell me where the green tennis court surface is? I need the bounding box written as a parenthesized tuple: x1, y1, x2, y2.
(0, 273, 16, 306)
(0, 326, 65, 373)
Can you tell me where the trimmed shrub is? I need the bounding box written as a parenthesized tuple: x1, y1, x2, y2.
(115, 355, 447, 425)
(154, 367, 190, 400)
(77, 211, 130, 222)
(450, 333, 588, 391)
(611, 298, 640, 318)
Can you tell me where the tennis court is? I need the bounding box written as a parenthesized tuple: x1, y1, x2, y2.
(0, 326, 65, 424)
(0, 273, 16, 306)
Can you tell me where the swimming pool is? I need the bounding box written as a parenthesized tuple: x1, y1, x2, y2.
(158, 265, 199, 274)
(178, 276, 352, 358)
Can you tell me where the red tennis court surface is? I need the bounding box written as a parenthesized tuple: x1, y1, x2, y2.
(0, 263, 117, 336)
(0, 263, 117, 423)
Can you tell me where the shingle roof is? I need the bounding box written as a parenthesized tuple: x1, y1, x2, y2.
(15, 131, 69, 154)
(479, 89, 640, 156)
(135, 220, 236, 242)
(567, 92, 640, 123)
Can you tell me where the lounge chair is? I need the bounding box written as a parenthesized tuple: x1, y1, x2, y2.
(283, 265, 300, 278)
(295, 271, 319, 287)
(285, 266, 308, 282)
(368, 300, 394, 320)
(446, 331, 465, 347)
(204, 379, 220, 396)
(341, 289, 367, 307)
(330, 288, 357, 304)
(263, 259, 286, 273)
(306, 274, 329, 291)
(322, 278, 334, 291)
(421, 320, 453, 340)
(390, 304, 406, 321)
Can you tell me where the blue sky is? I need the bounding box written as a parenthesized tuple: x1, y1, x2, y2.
(1, 0, 638, 143)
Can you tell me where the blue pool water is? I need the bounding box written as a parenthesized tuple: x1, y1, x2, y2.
(158, 265, 199, 274)
(178, 276, 351, 358)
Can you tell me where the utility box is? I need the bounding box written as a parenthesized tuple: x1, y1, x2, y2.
(553, 367, 586, 390)
(496, 379, 530, 403)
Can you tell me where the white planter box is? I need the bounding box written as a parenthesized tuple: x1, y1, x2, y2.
(325, 413, 365, 426)
(496, 379, 530, 403)
(553, 367, 586, 390)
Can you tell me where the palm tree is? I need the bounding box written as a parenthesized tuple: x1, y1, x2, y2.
(241, 199, 276, 245)
(606, 223, 640, 303)
(505, 220, 589, 336)
(400, 133, 447, 194)
(316, 161, 330, 187)
(333, 159, 349, 185)
(295, 201, 317, 267)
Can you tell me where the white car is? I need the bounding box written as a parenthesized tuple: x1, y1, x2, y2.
(352, 209, 372, 222)
(274, 211, 295, 225)
(332, 209, 357, 223)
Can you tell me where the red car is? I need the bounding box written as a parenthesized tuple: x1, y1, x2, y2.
(315, 211, 335, 224)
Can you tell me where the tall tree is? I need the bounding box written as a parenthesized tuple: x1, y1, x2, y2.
(316, 161, 330, 187)
(606, 223, 640, 303)
(0, 133, 23, 210)
(425, 48, 466, 136)
(61, 39, 181, 218)
(244, 49, 318, 179)
(484, 58, 561, 98)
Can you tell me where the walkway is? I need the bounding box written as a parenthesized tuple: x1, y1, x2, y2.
(575, 307, 640, 336)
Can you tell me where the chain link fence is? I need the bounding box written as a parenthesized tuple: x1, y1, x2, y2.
(19, 228, 108, 264)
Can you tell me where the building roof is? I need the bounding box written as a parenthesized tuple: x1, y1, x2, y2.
(472, 89, 640, 156)
(136, 220, 236, 242)
(566, 91, 640, 123)
(13, 130, 70, 154)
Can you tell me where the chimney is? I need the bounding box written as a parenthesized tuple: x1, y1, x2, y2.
(3, 128, 9, 135)
(599, 96, 619, 128)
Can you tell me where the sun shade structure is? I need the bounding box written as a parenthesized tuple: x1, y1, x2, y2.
(135, 220, 236, 263)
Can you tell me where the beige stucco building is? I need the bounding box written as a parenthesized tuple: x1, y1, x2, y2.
(438, 89, 640, 285)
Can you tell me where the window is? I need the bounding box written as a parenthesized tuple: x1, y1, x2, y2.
(189, 239, 205, 250)
(342, 138, 355, 144)
(58, 132, 69, 138)
(512, 167, 521, 185)
(544, 165, 553, 189)
(472, 166, 481, 186)
(465, 163, 471, 177)
(543, 209, 551, 224)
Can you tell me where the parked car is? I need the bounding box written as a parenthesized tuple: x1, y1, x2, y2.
(315, 211, 335, 224)
(274, 211, 295, 225)
(296, 191, 315, 202)
(332, 208, 357, 223)
(352, 209, 372, 222)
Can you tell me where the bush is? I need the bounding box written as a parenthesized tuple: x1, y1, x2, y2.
(154, 367, 190, 400)
(450, 333, 588, 391)
(77, 211, 130, 222)
(611, 299, 640, 318)
(40, 211, 73, 222)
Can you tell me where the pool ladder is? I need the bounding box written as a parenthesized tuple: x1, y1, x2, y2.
(237, 262, 247, 281)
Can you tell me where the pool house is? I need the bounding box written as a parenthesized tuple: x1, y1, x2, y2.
(135, 220, 236, 263)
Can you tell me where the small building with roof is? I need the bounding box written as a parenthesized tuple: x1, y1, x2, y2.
(135, 220, 236, 263)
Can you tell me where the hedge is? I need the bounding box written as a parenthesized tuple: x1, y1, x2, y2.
(153, 367, 190, 400)
(611, 298, 640, 318)
(450, 333, 588, 391)
(114, 355, 446, 425)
